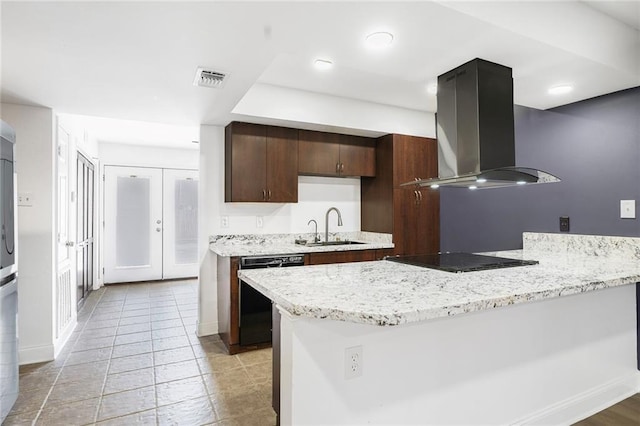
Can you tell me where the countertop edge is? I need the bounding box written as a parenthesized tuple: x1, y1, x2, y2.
(238, 261, 640, 327)
(210, 241, 394, 257)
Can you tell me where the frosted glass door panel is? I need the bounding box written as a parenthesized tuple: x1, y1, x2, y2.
(116, 176, 151, 267)
(104, 166, 162, 283)
(162, 169, 198, 279)
(174, 179, 198, 264)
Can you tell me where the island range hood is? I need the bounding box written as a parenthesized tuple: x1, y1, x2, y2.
(403, 58, 560, 190)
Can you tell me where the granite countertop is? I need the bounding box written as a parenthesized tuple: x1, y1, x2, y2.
(209, 232, 394, 257)
(237, 248, 640, 326)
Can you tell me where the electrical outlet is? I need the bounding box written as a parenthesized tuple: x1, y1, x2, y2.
(18, 192, 33, 207)
(559, 216, 570, 232)
(345, 345, 363, 379)
(256, 216, 264, 228)
(220, 216, 229, 228)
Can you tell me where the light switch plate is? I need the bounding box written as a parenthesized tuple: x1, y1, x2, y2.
(620, 200, 635, 219)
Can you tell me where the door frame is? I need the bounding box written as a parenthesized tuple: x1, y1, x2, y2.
(75, 150, 97, 306)
(100, 164, 199, 284)
(55, 124, 76, 342)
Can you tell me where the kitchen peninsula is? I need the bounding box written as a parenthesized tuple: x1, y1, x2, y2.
(238, 233, 640, 425)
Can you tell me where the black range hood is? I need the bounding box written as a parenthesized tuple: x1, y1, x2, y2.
(403, 58, 560, 190)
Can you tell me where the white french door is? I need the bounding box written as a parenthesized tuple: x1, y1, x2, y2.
(104, 166, 163, 283)
(104, 166, 198, 284)
(162, 169, 199, 279)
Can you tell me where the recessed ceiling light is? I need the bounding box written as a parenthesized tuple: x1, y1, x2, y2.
(548, 85, 573, 95)
(365, 32, 394, 48)
(314, 59, 333, 70)
(427, 83, 438, 95)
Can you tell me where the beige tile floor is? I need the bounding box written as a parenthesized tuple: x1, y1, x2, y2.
(4, 279, 276, 426)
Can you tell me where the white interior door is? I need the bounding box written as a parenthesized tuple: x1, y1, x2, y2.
(56, 125, 75, 338)
(162, 169, 198, 279)
(104, 166, 163, 283)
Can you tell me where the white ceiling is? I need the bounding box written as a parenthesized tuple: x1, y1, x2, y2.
(1, 1, 638, 147)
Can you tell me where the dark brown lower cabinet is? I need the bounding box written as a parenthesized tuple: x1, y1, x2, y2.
(307, 249, 377, 265)
(217, 256, 275, 355)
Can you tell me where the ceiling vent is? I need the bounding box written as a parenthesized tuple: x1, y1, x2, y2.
(193, 67, 228, 89)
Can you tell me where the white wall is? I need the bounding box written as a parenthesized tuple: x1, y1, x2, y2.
(58, 113, 99, 159)
(198, 126, 222, 336)
(1, 103, 56, 364)
(280, 284, 640, 425)
(233, 83, 436, 138)
(98, 142, 198, 169)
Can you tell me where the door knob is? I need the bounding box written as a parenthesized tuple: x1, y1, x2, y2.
(156, 228, 162, 232)
(156, 219, 162, 224)
(65, 241, 75, 247)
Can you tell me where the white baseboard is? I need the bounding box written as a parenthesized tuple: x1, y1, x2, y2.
(19, 344, 55, 365)
(54, 318, 77, 358)
(516, 373, 640, 425)
(196, 320, 218, 337)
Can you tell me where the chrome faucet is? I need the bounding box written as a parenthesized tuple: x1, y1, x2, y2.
(324, 207, 343, 243)
(307, 219, 320, 243)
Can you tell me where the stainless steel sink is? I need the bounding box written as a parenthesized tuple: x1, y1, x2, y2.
(297, 240, 366, 247)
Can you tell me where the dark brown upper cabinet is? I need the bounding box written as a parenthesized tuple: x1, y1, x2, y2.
(225, 122, 298, 203)
(361, 134, 439, 256)
(298, 130, 375, 177)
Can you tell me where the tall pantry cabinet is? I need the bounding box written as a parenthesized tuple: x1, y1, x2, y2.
(361, 134, 440, 256)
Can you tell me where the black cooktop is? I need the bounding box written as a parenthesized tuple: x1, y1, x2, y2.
(385, 252, 539, 273)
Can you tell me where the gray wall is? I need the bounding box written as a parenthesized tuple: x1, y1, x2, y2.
(440, 87, 640, 252)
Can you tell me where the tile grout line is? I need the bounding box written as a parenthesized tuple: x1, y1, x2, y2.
(30, 287, 111, 426)
(91, 284, 130, 424)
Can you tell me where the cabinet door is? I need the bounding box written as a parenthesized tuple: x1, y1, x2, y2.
(225, 123, 267, 202)
(415, 189, 440, 255)
(308, 249, 377, 265)
(298, 130, 340, 176)
(266, 126, 298, 202)
(339, 135, 376, 177)
(393, 189, 439, 256)
(392, 135, 438, 188)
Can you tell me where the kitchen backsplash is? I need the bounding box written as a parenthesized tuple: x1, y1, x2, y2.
(523, 232, 640, 260)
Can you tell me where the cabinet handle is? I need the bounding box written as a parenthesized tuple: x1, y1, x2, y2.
(263, 189, 266, 200)
(268, 189, 272, 200)
(336, 163, 340, 173)
(418, 191, 423, 203)
(340, 163, 344, 173)
(414, 190, 419, 205)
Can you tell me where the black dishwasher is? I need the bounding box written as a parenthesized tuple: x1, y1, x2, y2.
(239, 254, 304, 346)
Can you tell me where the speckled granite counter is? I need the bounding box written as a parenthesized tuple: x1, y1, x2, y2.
(209, 231, 393, 257)
(238, 232, 640, 326)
